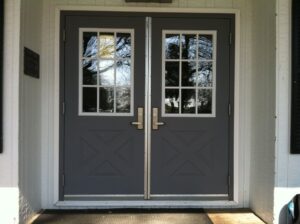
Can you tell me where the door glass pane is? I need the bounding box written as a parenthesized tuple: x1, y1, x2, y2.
(165, 89, 180, 114)
(165, 62, 179, 86)
(82, 32, 98, 58)
(182, 89, 196, 114)
(181, 34, 197, 60)
(198, 89, 212, 114)
(182, 61, 196, 86)
(80, 29, 133, 115)
(82, 59, 97, 85)
(116, 87, 131, 113)
(116, 33, 131, 58)
(163, 31, 216, 116)
(165, 34, 180, 59)
(116, 60, 131, 86)
(83, 87, 97, 112)
(99, 87, 114, 113)
(198, 35, 213, 60)
(99, 32, 115, 59)
(198, 62, 213, 87)
(99, 60, 114, 86)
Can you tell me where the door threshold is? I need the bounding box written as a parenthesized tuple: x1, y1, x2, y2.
(64, 194, 229, 201)
(150, 195, 228, 201)
(64, 195, 144, 201)
(55, 200, 239, 209)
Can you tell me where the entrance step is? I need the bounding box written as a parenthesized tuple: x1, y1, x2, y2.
(31, 209, 265, 224)
(205, 209, 266, 223)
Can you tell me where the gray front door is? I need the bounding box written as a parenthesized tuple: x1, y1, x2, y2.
(61, 13, 146, 199)
(150, 16, 234, 199)
(61, 12, 234, 200)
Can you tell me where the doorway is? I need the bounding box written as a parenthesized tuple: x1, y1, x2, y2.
(60, 12, 235, 201)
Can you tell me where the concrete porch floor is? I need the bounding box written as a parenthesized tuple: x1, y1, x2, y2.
(30, 209, 266, 224)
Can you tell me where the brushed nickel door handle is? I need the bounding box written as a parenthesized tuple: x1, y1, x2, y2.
(152, 108, 165, 130)
(131, 107, 144, 130)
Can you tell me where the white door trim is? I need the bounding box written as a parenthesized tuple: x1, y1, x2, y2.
(52, 5, 241, 208)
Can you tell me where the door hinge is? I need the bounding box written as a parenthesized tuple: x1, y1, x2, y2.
(228, 175, 231, 187)
(228, 103, 231, 116)
(62, 174, 65, 187)
(63, 29, 66, 42)
(62, 102, 65, 115)
(229, 32, 232, 45)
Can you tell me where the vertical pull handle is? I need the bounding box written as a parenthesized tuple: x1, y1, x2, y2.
(131, 107, 144, 130)
(152, 108, 165, 130)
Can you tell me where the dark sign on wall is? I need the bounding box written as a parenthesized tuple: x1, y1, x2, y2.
(24, 47, 40, 79)
(0, 0, 3, 153)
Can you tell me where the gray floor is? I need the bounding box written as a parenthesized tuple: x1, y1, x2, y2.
(32, 213, 213, 224)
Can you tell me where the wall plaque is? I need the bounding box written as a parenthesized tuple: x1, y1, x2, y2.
(24, 47, 40, 79)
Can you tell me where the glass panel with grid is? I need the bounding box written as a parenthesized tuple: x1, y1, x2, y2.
(163, 31, 216, 117)
(79, 29, 134, 116)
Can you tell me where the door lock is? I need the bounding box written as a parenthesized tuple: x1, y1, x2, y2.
(131, 107, 144, 130)
(152, 108, 165, 130)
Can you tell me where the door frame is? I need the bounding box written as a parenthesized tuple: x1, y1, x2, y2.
(53, 6, 241, 208)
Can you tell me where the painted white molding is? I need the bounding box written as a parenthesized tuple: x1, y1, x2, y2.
(56, 5, 240, 14)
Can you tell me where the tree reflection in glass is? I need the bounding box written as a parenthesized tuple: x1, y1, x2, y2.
(116, 33, 131, 58)
(99, 33, 114, 59)
(99, 87, 114, 112)
(83, 87, 97, 112)
(182, 61, 196, 86)
(82, 59, 97, 85)
(163, 32, 215, 115)
(165, 62, 179, 86)
(182, 89, 196, 114)
(198, 62, 213, 87)
(165, 89, 179, 113)
(99, 60, 114, 86)
(82, 31, 132, 114)
(198, 35, 213, 60)
(165, 34, 180, 59)
(198, 89, 212, 113)
(83, 32, 98, 58)
(181, 34, 196, 60)
(116, 88, 130, 113)
(116, 60, 131, 86)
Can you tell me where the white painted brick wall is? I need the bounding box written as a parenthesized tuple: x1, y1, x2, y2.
(275, 0, 300, 223)
(19, 0, 43, 223)
(0, 0, 21, 223)
(249, 1, 276, 223)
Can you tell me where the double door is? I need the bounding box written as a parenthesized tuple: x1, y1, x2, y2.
(60, 12, 234, 200)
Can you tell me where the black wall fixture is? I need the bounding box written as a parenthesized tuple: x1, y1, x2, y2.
(0, 0, 3, 153)
(292, 0, 300, 154)
(125, 0, 172, 3)
(24, 47, 40, 79)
